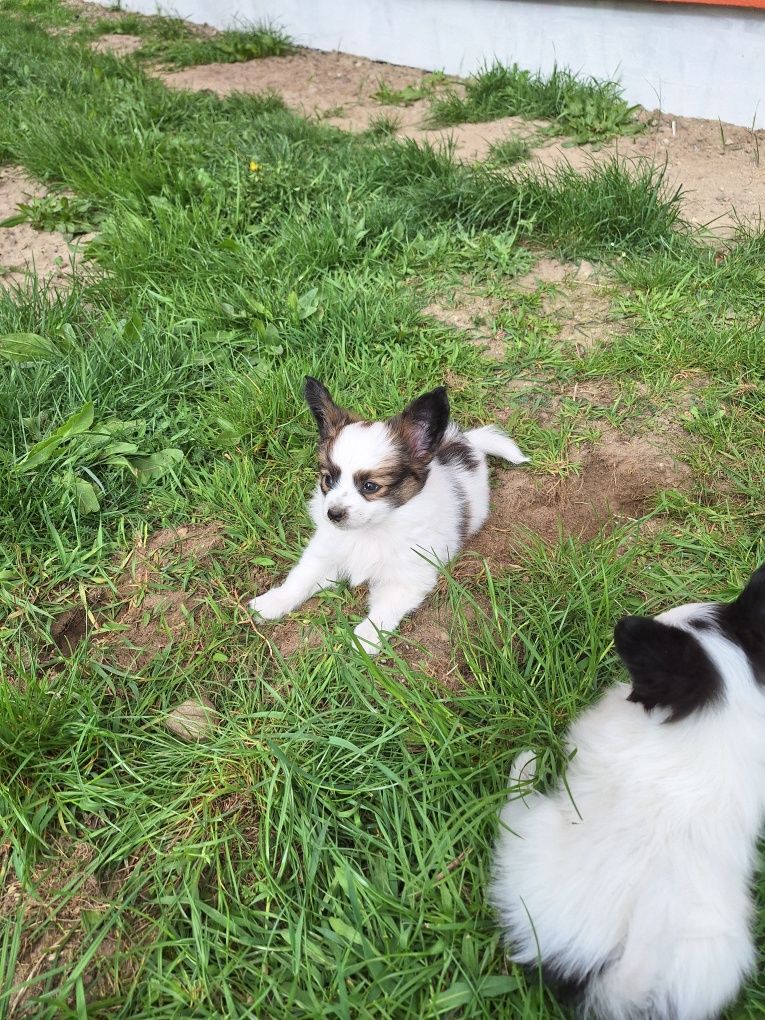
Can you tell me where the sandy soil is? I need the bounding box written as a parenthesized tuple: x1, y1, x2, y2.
(90, 32, 143, 56)
(0, 166, 91, 290)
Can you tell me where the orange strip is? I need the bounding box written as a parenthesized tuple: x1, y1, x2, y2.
(651, 0, 765, 6)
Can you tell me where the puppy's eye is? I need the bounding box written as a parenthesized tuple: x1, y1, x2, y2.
(322, 473, 335, 489)
(361, 480, 380, 494)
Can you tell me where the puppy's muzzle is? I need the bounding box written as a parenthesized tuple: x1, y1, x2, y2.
(327, 507, 347, 524)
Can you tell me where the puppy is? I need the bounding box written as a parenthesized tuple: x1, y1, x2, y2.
(490, 566, 765, 1020)
(249, 377, 527, 653)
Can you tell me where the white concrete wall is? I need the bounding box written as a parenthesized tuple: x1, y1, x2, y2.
(120, 0, 765, 128)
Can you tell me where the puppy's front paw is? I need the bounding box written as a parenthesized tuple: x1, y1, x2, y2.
(353, 618, 382, 655)
(248, 588, 291, 622)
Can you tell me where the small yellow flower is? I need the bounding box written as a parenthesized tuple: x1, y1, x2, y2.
(249, 161, 261, 173)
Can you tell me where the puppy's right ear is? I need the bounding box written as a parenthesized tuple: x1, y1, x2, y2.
(614, 615, 722, 722)
(304, 377, 351, 441)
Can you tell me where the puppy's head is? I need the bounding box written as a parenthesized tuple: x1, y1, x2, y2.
(304, 377, 449, 530)
(614, 565, 765, 722)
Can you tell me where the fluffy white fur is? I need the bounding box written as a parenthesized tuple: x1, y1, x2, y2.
(491, 584, 765, 1020)
(249, 387, 527, 653)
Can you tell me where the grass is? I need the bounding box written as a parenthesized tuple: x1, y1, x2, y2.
(428, 62, 643, 144)
(133, 22, 295, 68)
(0, 3, 764, 1018)
(363, 113, 403, 141)
(0, 0, 295, 67)
(486, 136, 531, 167)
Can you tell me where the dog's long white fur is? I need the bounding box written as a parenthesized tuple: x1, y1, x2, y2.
(491, 602, 765, 1020)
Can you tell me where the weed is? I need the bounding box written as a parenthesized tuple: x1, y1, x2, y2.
(428, 62, 642, 144)
(0, 194, 105, 237)
(372, 71, 447, 106)
(363, 113, 402, 140)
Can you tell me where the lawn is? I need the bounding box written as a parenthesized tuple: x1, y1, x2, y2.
(1, 2, 764, 1018)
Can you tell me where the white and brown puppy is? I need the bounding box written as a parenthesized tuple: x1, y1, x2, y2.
(249, 378, 527, 653)
(491, 566, 765, 1020)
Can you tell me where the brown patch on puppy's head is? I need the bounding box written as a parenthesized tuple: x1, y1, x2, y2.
(376, 386, 450, 506)
(353, 460, 429, 507)
(305, 377, 360, 489)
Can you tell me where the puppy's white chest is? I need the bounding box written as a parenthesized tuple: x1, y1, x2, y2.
(339, 530, 410, 587)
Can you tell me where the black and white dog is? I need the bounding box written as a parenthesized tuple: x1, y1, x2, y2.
(249, 378, 527, 653)
(491, 566, 765, 1020)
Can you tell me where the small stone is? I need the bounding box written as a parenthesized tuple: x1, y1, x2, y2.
(575, 259, 595, 281)
(165, 697, 219, 742)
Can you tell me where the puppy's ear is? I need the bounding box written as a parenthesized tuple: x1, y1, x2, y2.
(717, 564, 765, 682)
(614, 615, 722, 722)
(728, 564, 765, 622)
(390, 386, 450, 462)
(304, 377, 352, 441)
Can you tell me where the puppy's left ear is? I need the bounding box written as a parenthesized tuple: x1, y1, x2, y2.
(614, 615, 722, 722)
(304, 377, 352, 441)
(391, 386, 450, 461)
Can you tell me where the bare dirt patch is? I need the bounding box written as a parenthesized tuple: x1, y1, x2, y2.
(400, 116, 539, 162)
(423, 287, 506, 360)
(514, 257, 572, 290)
(90, 33, 143, 57)
(0, 841, 116, 1016)
(51, 605, 89, 657)
(396, 599, 465, 690)
(515, 256, 632, 352)
(0, 167, 91, 290)
(162, 49, 436, 122)
(476, 434, 690, 549)
(92, 523, 225, 670)
(47, 524, 226, 669)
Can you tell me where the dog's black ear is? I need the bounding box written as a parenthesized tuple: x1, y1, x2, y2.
(391, 386, 450, 462)
(304, 377, 353, 441)
(717, 564, 765, 683)
(727, 565, 765, 621)
(614, 615, 723, 722)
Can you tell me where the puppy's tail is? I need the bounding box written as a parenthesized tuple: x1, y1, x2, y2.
(465, 425, 528, 465)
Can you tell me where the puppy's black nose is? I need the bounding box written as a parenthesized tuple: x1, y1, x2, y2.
(327, 507, 346, 523)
